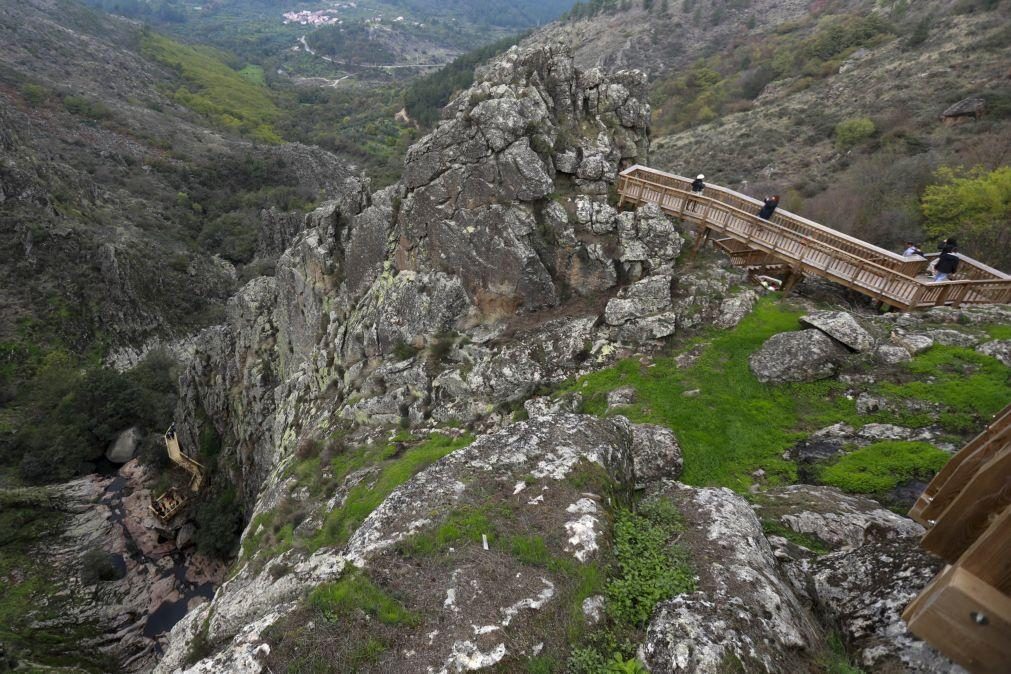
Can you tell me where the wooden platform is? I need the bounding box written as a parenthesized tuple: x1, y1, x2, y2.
(617, 165, 1011, 311)
(904, 402, 1011, 673)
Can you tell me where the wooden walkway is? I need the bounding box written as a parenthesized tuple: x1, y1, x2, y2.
(904, 402, 1011, 673)
(617, 165, 1011, 311)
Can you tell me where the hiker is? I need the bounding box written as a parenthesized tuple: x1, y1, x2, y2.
(934, 245, 960, 282)
(902, 242, 922, 257)
(757, 195, 779, 220)
(927, 237, 958, 275)
(685, 173, 705, 213)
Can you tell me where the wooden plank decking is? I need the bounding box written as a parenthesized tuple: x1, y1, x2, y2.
(617, 165, 1011, 311)
(903, 402, 1011, 673)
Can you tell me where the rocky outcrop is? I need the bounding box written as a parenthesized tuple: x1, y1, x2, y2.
(755, 484, 923, 551)
(640, 482, 822, 673)
(809, 540, 959, 672)
(749, 329, 848, 383)
(156, 414, 659, 673)
(977, 339, 1011, 366)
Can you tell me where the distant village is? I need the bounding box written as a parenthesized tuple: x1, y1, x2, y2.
(282, 3, 358, 26)
(282, 3, 427, 28)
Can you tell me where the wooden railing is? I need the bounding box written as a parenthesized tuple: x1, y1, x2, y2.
(904, 402, 1011, 673)
(617, 165, 1011, 311)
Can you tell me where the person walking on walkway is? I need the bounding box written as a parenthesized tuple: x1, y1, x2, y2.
(758, 195, 779, 219)
(902, 242, 922, 257)
(686, 173, 706, 213)
(934, 245, 960, 282)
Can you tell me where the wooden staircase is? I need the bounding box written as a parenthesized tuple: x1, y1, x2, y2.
(904, 402, 1011, 673)
(617, 165, 1011, 311)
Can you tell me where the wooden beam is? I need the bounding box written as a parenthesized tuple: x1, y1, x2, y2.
(904, 565, 1011, 674)
(920, 446, 1011, 563)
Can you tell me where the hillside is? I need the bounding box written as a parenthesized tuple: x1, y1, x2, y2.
(527, 0, 1011, 265)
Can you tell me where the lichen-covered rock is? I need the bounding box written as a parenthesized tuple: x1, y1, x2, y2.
(395, 43, 649, 319)
(749, 330, 847, 383)
(976, 339, 1011, 367)
(924, 328, 979, 348)
(713, 289, 759, 330)
(617, 203, 684, 277)
(160, 414, 661, 673)
(799, 311, 875, 352)
(639, 482, 822, 673)
(808, 539, 962, 673)
(891, 330, 934, 356)
(604, 275, 673, 326)
(755, 485, 923, 551)
(875, 344, 912, 365)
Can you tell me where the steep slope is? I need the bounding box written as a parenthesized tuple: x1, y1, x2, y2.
(0, 0, 353, 363)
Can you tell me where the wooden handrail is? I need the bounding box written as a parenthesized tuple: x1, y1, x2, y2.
(617, 166, 1011, 310)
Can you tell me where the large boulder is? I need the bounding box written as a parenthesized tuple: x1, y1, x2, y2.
(604, 275, 673, 326)
(755, 485, 923, 552)
(808, 539, 962, 672)
(106, 427, 141, 464)
(639, 482, 823, 673)
(799, 311, 875, 352)
(749, 330, 847, 383)
(157, 414, 658, 673)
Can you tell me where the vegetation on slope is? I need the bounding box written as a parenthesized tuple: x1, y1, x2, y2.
(140, 31, 282, 143)
(561, 296, 1011, 493)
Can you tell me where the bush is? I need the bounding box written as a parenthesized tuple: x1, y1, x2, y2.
(80, 548, 124, 585)
(193, 487, 243, 559)
(834, 117, 876, 149)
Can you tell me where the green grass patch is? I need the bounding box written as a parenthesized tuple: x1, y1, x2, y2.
(396, 505, 496, 556)
(879, 346, 1011, 433)
(562, 297, 1011, 491)
(307, 432, 474, 552)
(310, 570, 419, 626)
(237, 64, 266, 86)
(140, 32, 281, 142)
(761, 518, 830, 554)
(984, 325, 1011, 340)
(564, 297, 859, 489)
(819, 441, 949, 495)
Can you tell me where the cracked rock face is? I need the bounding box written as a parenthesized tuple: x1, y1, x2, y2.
(639, 482, 822, 673)
(396, 43, 650, 318)
(749, 329, 848, 383)
(808, 539, 962, 673)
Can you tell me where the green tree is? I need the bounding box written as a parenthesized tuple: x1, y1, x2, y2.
(921, 166, 1011, 270)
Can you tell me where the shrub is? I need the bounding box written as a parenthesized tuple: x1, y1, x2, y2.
(193, 487, 243, 559)
(606, 500, 694, 627)
(834, 117, 876, 149)
(80, 548, 124, 585)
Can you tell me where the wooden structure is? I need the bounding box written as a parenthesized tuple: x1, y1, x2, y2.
(903, 402, 1011, 673)
(617, 165, 1011, 311)
(150, 426, 205, 521)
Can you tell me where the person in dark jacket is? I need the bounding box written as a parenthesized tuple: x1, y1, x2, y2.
(685, 173, 705, 213)
(757, 195, 779, 219)
(934, 246, 960, 282)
